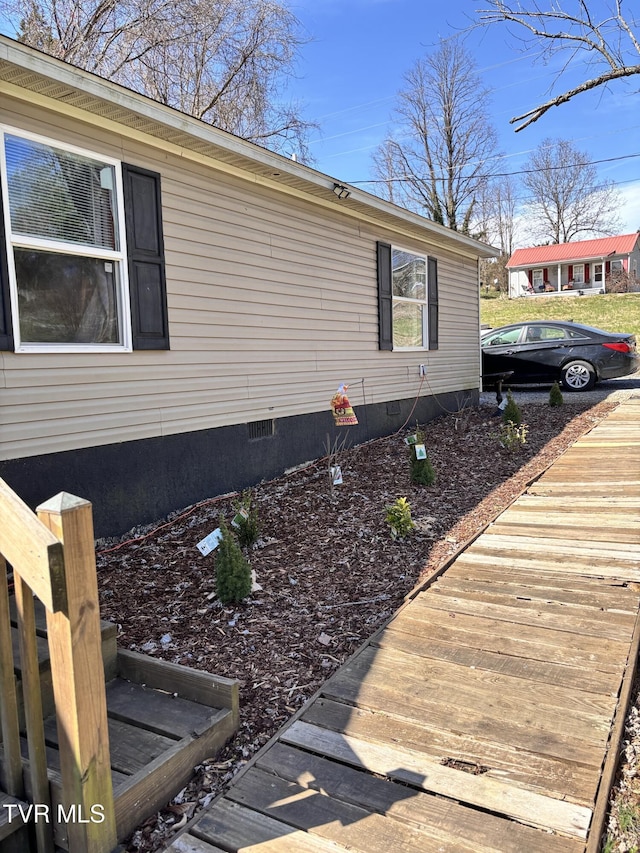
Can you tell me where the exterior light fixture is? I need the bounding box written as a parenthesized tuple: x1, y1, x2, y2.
(333, 183, 351, 200)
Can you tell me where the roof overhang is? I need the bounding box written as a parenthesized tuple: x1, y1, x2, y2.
(0, 36, 498, 261)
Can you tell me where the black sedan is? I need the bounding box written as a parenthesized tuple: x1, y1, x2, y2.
(482, 321, 638, 391)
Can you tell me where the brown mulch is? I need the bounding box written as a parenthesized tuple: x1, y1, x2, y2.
(95, 398, 635, 852)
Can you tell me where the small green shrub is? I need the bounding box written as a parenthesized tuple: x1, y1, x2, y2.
(549, 381, 563, 407)
(501, 390, 522, 425)
(409, 430, 436, 486)
(215, 518, 252, 604)
(231, 490, 261, 547)
(499, 420, 528, 452)
(385, 497, 415, 540)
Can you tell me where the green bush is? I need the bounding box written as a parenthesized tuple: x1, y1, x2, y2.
(232, 490, 261, 547)
(501, 390, 522, 425)
(499, 420, 528, 452)
(215, 518, 252, 604)
(549, 381, 563, 407)
(409, 430, 436, 486)
(385, 497, 415, 540)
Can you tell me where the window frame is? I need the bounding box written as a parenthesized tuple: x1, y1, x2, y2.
(0, 125, 133, 353)
(571, 263, 585, 284)
(390, 244, 430, 351)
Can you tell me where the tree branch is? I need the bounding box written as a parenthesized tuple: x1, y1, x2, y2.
(511, 64, 640, 130)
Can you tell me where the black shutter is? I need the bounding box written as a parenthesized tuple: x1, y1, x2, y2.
(0, 189, 14, 351)
(427, 256, 438, 350)
(377, 241, 393, 351)
(122, 163, 170, 350)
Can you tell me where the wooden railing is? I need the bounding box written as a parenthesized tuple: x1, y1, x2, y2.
(0, 479, 117, 853)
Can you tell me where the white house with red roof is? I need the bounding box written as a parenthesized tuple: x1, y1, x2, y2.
(507, 233, 640, 298)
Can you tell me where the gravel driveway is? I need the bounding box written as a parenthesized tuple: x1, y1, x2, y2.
(480, 374, 640, 408)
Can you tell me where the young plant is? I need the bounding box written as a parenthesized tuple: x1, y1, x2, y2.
(499, 420, 528, 452)
(324, 431, 350, 497)
(385, 497, 415, 540)
(549, 381, 564, 407)
(501, 389, 522, 425)
(409, 429, 436, 486)
(215, 517, 252, 604)
(231, 490, 260, 548)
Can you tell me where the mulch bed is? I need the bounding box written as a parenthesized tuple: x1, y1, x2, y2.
(95, 398, 637, 852)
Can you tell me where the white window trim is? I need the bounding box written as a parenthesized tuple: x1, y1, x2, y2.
(572, 263, 584, 284)
(0, 125, 132, 353)
(391, 244, 429, 350)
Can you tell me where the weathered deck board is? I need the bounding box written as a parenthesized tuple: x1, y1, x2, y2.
(375, 623, 620, 694)
(105, 679, 218, 740)
(275, 726, 591, 840)
(300, 697, 597, 804)
(170, 398, 640, 852)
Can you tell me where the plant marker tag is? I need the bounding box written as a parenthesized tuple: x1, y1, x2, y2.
(414, 444, 427, 460)
(196, 528, 223, 556)
(405, 434, 418, 445)
(231, 507, 249, 529)
(331, 465, 343, 485)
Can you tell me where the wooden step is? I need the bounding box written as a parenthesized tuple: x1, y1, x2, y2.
(11, 649, 239, 850)
(10, 595, 117, 725)
(0, 791, 31, 852)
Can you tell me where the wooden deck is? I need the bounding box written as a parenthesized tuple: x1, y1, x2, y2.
(168, 398, 640, 853)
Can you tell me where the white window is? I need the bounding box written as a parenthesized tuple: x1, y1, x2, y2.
(611, 259, 623, 273)
(391, 247, 428, 348)
(532, 269, 543, 289)
(572, 264, 584, 284)
(1, 128, 130, 352)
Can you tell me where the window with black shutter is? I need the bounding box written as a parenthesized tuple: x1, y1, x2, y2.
(377, 241, 439, 350)
(0, 128, 169, 352)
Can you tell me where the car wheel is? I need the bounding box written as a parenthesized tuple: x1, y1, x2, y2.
(561, 360, 596, 391)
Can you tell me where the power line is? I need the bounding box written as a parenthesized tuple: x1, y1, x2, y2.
(348, 151, 640, 186)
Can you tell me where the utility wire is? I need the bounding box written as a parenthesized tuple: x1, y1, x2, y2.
(348, 151, 640, 186)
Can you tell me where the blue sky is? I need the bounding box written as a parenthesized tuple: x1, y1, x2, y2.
(2, 0, 638, 245)
(289, 0, 640, 243)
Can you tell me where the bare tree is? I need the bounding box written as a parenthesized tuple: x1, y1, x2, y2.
(372, 38, 499, 233)
(522, 138, 622, 243)
(477, 1, 640, 130)
(474, 174, 519, 255)
(5, 0, 312, 156)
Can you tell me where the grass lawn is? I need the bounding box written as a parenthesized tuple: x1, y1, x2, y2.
(480, 292, 640, 338)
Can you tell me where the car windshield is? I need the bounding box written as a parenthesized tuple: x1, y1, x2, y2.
(483, 328, 521, 346)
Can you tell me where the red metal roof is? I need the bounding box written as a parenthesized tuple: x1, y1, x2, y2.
(508, 233, 640, 268)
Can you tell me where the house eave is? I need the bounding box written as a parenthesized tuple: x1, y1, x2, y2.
(0, 36, 498, 261)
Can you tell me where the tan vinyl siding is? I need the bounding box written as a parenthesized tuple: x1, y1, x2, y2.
(0, 94, 482, 461)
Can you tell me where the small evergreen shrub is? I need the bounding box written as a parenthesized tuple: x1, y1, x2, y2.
(215, 518, 252, 604)
(409, 429, 436, 486)
(232, 490, 260, 547)
(385, 497, 415, 540)
(501, 390, 522, 425)
(549, 381, 564, 407)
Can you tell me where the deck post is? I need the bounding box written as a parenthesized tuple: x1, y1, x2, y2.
(37, 493, 117, 853)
